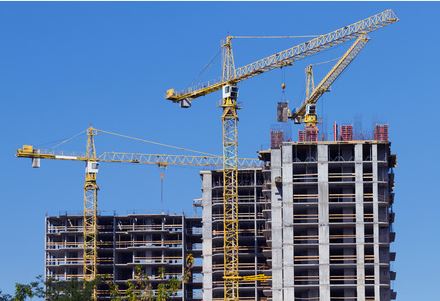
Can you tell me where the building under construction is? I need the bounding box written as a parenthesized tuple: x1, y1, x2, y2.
(199, 168, 270, 301)
(199, 124, 397, 301)
(45, 125, 397, 301)
(45, 213, 203, 300)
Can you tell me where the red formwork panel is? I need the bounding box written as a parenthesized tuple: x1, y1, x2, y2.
(305, 127, 318, 142)
(340, 125, 353, 141)
(271, 130, 284, 148)
(374, 124, 389, 141)
(298, 130, 306, 142)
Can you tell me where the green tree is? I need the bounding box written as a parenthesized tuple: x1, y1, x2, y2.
(155, 278, 180, 301)
(12, 277, 43, 301)
(0, 290, 12, 301)
(166, 278, 180, 297)
(4, 270, 180, 301)
(111, 265, 153, 301)
(44, 277, 96, 301)
(155, 283, 168, 301)
(108, 282, 123, 301)
(157, 267, 165, 280)
(6, 275, 96, 301)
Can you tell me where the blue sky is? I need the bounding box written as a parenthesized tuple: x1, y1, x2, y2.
(0, 2, 438, 299)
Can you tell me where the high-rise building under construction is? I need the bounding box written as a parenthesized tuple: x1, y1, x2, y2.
(200, 125, 397, 301)
(45, 125, 397, 301)
(45, 213, 203, 300)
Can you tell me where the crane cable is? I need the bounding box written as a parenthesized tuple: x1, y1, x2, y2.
(188, 48, 222, 91)
(280, 67, 287, 101)
(95, 128, 217, 156)
(160, 168, 166, 209)
(310, 56, 341, 67)
(46, 129, 87, 149)
(230, 35, 319, 39)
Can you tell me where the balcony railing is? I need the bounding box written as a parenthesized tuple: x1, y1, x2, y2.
(133, 256, 183, 265)
(116, 240, 182, 248)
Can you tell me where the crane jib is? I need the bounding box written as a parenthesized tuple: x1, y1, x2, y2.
(166, 9, 398, 101)
(233, 9, 397, 81)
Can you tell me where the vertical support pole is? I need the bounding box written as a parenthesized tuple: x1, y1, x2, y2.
(182, 215, 186, 301)
(201, 171, 213, 301)
(44, 216, 48, 282)
(112, 215, 116, 291)
(83, 186, 98, 282)
(253, 169, 258, 300)
(372, 144, 380, 299)
(282, 144, 294, 300)
(222, 97, 240, 301)
(83, 127, 98, 301)
(270, 149, 283, 301)
(355, 144, 366, 301)
(317, 145, 330, 301)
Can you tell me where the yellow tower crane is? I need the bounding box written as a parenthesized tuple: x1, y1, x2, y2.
(282, 33, 370, 128)
(16, 127, 260, 300)
(165, 9, 397, 301)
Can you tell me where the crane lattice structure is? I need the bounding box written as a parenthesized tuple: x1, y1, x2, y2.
(165, 9, 398, 301)
(290, 33, 370, 127)
(16, 127, 261, 300)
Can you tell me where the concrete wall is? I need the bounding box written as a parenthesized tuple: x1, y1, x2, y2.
(201, 171, 213, 301)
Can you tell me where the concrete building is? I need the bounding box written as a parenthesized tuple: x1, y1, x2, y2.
(46, 127, 397, 301)
(200, 126, 397, 301)
(199, 168, 271, 301)
(45, 213, 203, 300)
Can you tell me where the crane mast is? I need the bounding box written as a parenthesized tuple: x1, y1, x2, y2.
(165, 9, 397, 301)
(221, 36, 240, 300)
(83, 128, 98, 298)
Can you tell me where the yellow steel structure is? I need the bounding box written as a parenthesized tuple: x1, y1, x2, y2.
(291, 34, 370, 127)
(165, 9, 397, 301)
(305, 64, 315, 100)
(16, 127, 260, 301)
(83, 127, 98, 297)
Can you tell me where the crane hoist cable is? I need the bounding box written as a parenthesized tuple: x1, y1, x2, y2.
(158, 164, 167, 209)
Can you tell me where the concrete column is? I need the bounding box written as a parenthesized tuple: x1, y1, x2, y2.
(271, 149, 283, 301)
(201, 171, 213, 301)
(318, 145, 330, 301)
(372, 144, 380, 300)
(112, 216, 116, 285)
(44, 217, 48, 281)
(355, 144, 366, 301)
(181, 216, 186, 301)
(282, 144, 295, 300)
(254, 169, 258, 300)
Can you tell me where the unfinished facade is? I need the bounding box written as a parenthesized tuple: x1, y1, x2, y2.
(199, 168, 271, 301)
(200, 127, 397, 301)
(260, 137, 397, 301)
(45, 213, 203, 300)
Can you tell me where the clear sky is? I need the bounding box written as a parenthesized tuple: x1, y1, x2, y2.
(0, 2, 438, 300)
